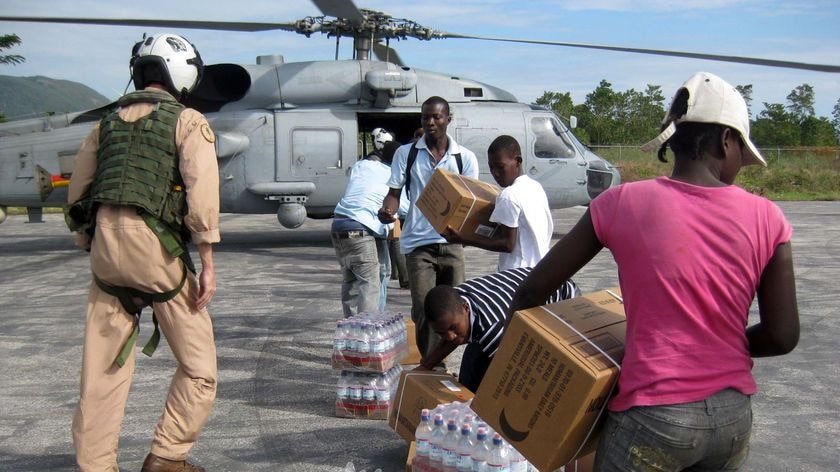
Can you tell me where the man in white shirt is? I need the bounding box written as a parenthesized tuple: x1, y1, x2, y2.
(443, 135, 553, 271)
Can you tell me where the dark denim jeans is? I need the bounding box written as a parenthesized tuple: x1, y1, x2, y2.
(595, 389, 752, 472)
(405, 243, 466, 359)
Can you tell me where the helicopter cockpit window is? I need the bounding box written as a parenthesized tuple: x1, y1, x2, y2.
(531, 117, 575, 159)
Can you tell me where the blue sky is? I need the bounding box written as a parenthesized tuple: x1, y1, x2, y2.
(2, 0, 839, 120)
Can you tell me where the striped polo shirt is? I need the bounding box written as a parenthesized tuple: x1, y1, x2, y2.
(455, 267, 579, 357)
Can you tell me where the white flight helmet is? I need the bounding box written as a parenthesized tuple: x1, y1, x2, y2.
(131, 33, 203, 99)
(372, 127, 394, 151)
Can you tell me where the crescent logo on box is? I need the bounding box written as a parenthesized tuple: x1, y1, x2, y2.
(439, 200, 452, 216)
(499, 408, 530, 442)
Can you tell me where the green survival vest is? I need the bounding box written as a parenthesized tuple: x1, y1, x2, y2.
(93, 90, 187, 234)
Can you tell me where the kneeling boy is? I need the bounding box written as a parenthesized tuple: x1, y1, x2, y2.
(416, 267, 578, 392)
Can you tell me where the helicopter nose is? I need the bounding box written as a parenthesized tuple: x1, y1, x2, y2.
(586, 159, 620, 199)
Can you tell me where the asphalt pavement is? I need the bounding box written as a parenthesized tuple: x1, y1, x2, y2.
(0, 202, 837, 472)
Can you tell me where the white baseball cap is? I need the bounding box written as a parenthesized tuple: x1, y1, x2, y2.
(641, 72, 766, 167)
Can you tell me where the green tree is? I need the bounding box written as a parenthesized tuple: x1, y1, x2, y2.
(1, 33, 25, 122)
(786, 83, 815, 123)
(752, 103, 800, 146)
(736, 84, 753, 118)
(578, 80, 623, 144)
(799, 116, 838, 146)
(534, 91, 575, 119)
(574, 80, 665, 145)
(0, 33, 25, 65)
(832, 98, 840, 141)
(623, 84, 665, 143)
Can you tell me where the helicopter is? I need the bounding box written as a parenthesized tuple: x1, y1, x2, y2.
(1, 0, 839, 227)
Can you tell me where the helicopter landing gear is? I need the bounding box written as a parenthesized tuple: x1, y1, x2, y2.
(26, 207, 45, 223)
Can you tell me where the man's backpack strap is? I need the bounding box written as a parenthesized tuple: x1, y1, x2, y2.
(404, 142, 419, 199)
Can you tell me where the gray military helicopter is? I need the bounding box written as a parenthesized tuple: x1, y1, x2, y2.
(2, 0, 838, 226)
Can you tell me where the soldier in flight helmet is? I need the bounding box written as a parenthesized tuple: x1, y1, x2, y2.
(131, 32, 204, 99)
(67, 33, 219, 472)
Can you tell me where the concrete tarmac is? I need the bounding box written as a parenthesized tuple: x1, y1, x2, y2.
(0, 202, 837, 472)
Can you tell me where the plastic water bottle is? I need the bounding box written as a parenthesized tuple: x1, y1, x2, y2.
(344, 320, 357, 354)
(375, 373, 391, 407)
(486, 434, 509, 472)
(368, 321, 383, 358)
(429, 414, 446, 471)
(460, 413, 474, 432)
(507, 446, 527, 472)
(414, 409, 434, 471)
(385, 317, 397, 352)
(334, 320, 348, 351)
(336, 371, 350, 402)
(348, 372, 362, 403)
(442, 419, 460, 472)
(456, 424, 474, 472)
(356, 321, 371, 361)
(471, 421, 487, 441)
(471, 427, 490, 472)
(362, 373, 377, 404)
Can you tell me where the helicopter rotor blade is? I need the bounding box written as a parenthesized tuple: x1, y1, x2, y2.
(372, 41, 405, 67)
(311, 0, 365, 25)
(0, 15, 301, 33)
(436, 32, 840, 73)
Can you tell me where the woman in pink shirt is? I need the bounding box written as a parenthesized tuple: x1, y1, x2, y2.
(509, 72, 799, 471)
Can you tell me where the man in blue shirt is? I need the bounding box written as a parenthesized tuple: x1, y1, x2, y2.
(378, 96, 479, 362)
(332, 140, 406, 317)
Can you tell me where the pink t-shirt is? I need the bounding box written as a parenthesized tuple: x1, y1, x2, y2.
(590, 177, 792, 411)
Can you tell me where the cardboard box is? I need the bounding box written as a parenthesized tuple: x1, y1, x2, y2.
(402, 318, 422, 366)
(331, 349, 403, 373)
(388, 218, 402, 240)
(405, 441, 416, 472)
(389, 371, 474, 443)
(472, 289, 626, 471)
(416, 168, 500, 238)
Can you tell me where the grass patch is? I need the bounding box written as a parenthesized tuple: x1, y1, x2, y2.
(595, 146, 840, 201)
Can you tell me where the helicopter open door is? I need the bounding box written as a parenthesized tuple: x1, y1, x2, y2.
(524, 111, 590, 207)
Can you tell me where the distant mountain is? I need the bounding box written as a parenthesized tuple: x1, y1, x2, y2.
(0, 75, 110, 121)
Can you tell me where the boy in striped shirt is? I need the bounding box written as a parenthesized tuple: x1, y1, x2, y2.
(416, 267, 578, 392)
